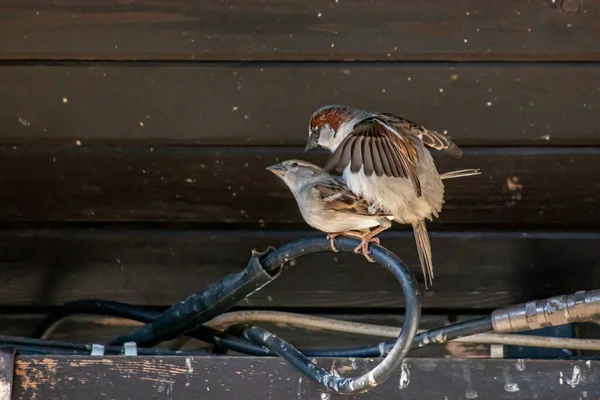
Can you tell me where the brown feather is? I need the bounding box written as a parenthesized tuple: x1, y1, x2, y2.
(362, 136, 374, 176)
(381, 139, 402, 178)
(350, 136, 363, 173)
(379, 112, 462, 158)
(324, 135, 354, 173)
(323, 138, 345, 173)
(440, 169, 481, 180)
(313, 182, 390, 217)
(375, 138, 392, 176)
(370, 137, 385, 176)
(388, 139, 422, 196)
(322, 115, 425, 196)
(412, 219, 434, 289)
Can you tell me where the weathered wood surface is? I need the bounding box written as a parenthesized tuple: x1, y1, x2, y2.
(0, 146, 595, 225)
(0, 348, 15, 400)
(13, 356, 600, 399)
(0, 229, 598, 309)
(1, 64, 599, 146)
(0, 314, 489, 359)
(1, 0, 599, 61)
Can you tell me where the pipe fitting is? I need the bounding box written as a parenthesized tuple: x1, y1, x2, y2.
(492, 289, 600, 333)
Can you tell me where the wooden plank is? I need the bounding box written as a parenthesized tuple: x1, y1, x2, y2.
(0, 314, 489, 359)
(0, 228, 599, 309)
(1, 0, 599, 61)
(13, 356, 600, 399)
(0, 146, 596, 225)
(0, 348, 15, 400)
(0, 64, 599, 146)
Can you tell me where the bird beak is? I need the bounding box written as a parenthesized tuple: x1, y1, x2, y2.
(305, 134, 318, 152)
(266, 163, 285, 177)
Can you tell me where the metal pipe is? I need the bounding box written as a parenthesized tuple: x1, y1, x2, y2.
(491, 289, 600, 333)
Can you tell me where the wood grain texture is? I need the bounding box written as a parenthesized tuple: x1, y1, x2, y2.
(0, 228, 599, 309)
(0, 146, 596, 225)
(1, 0, 599, 61)
(1, 64, 600, 146)
(13, 356, 600, 399)
(0, 348, 15, 400)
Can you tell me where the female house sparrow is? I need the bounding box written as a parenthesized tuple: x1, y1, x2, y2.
(266, 159, 393, 262)
(305, 105, 477, 288)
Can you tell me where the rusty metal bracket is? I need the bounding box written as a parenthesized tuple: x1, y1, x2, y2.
(0, 348, 15, 400)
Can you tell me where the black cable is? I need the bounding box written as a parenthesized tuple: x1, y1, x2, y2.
(15, 233, 597, 393)
(112, 236, 425, 350)
(32, 300, 157, 338)
(412, 316, 493, 348)
(30, 300, 495, 358)
(32, 299, 245, 354)
(109, 251, 281, 347)
(0, 335, 211, 356)
(31, 240, 493, 360)
(244, 236, 421, 394)
(299, 316, 494, 358)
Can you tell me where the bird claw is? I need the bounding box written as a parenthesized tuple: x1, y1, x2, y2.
(353, 237, 380, 263)
(326, 233, 341, 252)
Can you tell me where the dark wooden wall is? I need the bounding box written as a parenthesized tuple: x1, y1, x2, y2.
(1, 0, 600, 348)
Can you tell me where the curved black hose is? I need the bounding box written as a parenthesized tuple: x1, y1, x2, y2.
(109, 251, 280, 347)
(111, 236, 395, 347)
(32, 299, 255, 355)
(0, 334, 210, 356)
(245, 236, 421, 394)
(300, 316, 493, 358)
(31, 299, 494, 358)
(32, 238, 494, 360)
(14, 316, 494, 359)
(413, 316, 493, 348)
(32, 300, 157, 338)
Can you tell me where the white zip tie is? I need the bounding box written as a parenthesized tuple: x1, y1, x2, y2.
(90, 344, 105, 356)
(123, 341, 138, 356)
(490, 344, 504, 358)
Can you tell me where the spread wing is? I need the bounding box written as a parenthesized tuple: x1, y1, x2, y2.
(312, 181, 389, 217)
(380, 113, 462, 158)
(323, 116, 422, 197)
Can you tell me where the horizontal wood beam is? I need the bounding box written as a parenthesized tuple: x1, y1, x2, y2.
(13, 356, 600, 399)
(1, 64, 599, 146)
(0, 228, 598, 309)
(0, 0, 598, 61)
(0, 146, 596, 225)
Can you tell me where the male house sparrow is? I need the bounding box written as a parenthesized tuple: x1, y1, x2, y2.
(266, 159, 393, 262)
(306, 105, 478, 288)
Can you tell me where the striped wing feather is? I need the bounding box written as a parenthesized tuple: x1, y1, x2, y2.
(313, 182, 388, 217)
(324, 117, 423, 196)
(380, 113, 463, 158)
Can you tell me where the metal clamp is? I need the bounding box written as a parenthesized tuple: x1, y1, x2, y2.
(90, 344, 105, 356)
(123, 342, 138, 356)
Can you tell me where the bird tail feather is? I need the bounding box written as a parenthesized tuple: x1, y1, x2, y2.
(440, 169, 481, 180)
(412, 220, 434, 289)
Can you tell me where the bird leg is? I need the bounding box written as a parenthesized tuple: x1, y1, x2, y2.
(326, 231, 367, 252)
(327, 233, 343, 252)
(353, 219, 392, 263)
(327, 220, 390, 262)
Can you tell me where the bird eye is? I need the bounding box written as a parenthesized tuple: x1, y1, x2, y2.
(311, 127, 320, 137)
(290, 162, 298, 168)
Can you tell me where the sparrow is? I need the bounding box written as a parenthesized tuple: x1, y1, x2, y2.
(305, 105, 479, 288)
(266, 159, 393, 262)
